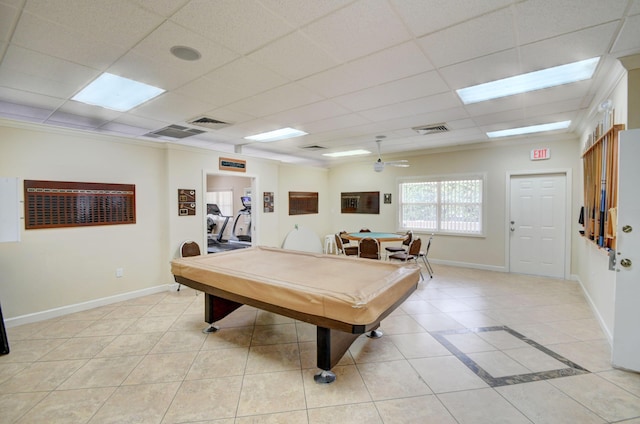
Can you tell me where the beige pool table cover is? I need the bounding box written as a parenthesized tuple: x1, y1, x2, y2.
(171, 246, 420, 325)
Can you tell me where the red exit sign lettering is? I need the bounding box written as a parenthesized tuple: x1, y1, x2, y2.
(530, 148, 550, 160)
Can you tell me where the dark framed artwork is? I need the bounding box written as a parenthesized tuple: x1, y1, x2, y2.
(341, 191, 380, 214)
(178, 188, 196, 216)
(289, 191, 318, 215)
(263, 192, 274, 213)
(24, 180, 136, 229)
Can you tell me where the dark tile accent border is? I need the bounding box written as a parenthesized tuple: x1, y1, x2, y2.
(430, 326, 590, 387)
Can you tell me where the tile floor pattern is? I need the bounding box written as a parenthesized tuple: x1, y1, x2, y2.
(2, 264, 640, 423)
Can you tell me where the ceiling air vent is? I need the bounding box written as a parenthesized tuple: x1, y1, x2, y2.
(187, 116, 232, 130)
(300, 145, 327, 151)
(144, 124, 206, 139)
(412, 123, 449, 135)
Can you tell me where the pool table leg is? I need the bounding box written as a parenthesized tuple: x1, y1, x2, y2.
(202, 293, 243, 334)
(315, 326, 361, 384)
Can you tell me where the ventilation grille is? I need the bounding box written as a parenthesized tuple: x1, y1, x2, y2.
(187, 116, 232, 130)
(412, 123, 449, 135)
(144, 125, 206, 139)
(300, 145, 327, 151)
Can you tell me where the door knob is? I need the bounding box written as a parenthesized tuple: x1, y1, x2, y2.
(620, 258, 632, 268)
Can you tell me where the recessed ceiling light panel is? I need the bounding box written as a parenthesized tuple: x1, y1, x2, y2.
(486, 120, 571, 138)
(72, 73, 165, 112)
(457, 57, 600, 104)
(244, 127, 308, 142)
(322, 149, 371, 158)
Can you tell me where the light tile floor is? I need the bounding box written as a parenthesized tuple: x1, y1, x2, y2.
(2, 264, 640, 423)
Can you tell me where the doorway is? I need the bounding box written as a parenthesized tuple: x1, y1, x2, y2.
(204, 172, 254, 254)
(508, 172, 569, 279)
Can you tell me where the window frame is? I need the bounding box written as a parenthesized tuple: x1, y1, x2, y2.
(397, 173, 487, 237)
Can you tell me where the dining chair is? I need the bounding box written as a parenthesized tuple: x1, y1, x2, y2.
(335, 233, 358, 256)
(359, 228, 371, 232)
(389, 237, 424, 280)
(178, 240, 201, 291)
(358, 237, 380, 259)
(384, 230, 412, 259)
(418, 234, 434, 278)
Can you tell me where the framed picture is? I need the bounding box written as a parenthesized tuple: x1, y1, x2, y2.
(384, 193, 392, 204)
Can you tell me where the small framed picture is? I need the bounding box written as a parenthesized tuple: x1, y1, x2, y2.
(384, 193, 392, 204)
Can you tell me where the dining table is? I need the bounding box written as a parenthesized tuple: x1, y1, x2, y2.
(342, 231, 407, 243)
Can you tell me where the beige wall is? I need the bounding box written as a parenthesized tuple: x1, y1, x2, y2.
(330, 137, 581, 271)
(0, 123, 168, 318)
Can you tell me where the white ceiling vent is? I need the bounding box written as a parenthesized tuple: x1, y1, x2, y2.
(187, 116, 232, 130)
(144, 124, 206, 139)
(412, 123, 449, 135)
(300, 145, 327, 151)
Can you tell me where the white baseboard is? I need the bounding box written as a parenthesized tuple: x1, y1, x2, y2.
(573, 275, 613, 345)
(5, 284, 173, 328)
(430, 258, 507, 273)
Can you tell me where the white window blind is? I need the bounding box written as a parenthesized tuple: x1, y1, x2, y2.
(206, 190, 233, 216)
(399, 175, 484, 235)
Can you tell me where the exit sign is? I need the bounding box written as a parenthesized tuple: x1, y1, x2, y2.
(530, 148, 551, 160)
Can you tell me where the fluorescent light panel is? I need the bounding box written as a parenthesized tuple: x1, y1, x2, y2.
(322, 149, 371, 158)
(487, 120, 571, 138)
(72, 73, 165, 112)
(457, 57, 600, 104)
(244, 127, 308, 142)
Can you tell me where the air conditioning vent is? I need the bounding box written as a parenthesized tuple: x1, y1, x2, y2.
(144, 124, 206, 139)
(412, 123, 449, 135)
(187, 116, 232, 130)
(300, 145, 327, 151)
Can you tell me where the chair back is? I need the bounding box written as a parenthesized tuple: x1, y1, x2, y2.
(339, 230, 351, 245)
(359, 228, 371, 232)
(180, 240, 201, 257)
(407, 237, 421, 256)
(425, 236, 432, 254)
(403, 230, 413, 247)
(358, 237, 380, 259)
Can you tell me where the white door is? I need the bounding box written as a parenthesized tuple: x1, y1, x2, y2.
(509, 174, 566, 278)
(612, 129, 640, 372)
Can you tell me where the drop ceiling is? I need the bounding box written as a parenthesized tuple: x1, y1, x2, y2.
(1, 0, 639, 167)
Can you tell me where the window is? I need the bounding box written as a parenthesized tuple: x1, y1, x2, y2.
(399, 175, 484, 235)
(206, 190, 233, 216)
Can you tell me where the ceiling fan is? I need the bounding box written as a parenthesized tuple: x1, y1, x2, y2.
(373, 136, 409, 172)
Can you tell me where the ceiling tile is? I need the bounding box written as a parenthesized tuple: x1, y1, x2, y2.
(519, 22, 619, 71)
(299, 112, 371, 134)
(439, 49, 522, 90)
(171, 0, 294, 54)
(611, 14, 640, 56)
(340, 41, 435, 87)
(0, 86, 65, 111)
(0, 46, 97, 98)
(247, 31, 339, 80)
(265, 100, 352, 126)
(259, 0, 353, 27)
(130, 91, 218, 124)
(203, 57, 290, 99)
(0, 3, 19, 43)
(302, 0, 412, 62)
(359, 92, 462, 122)
(131, 21, 239, 75)
(107, 51, 200, 91)
(0, 100, 52, 121)
(174, 77, 248, 110)
(226, 82, 324, 117)
(24, 0, 165, 48)
(513, 0, 628, 45)
(417, 7, 517, 68)
(132, 0, 190, 17)
(392, 0, 517, 37)
(12, 12, 125, 69)
(333, 71, 449, 112)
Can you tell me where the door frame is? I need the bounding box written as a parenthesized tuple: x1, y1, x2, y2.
(202, 168, 258, 251)
(504, 169, 572, 279)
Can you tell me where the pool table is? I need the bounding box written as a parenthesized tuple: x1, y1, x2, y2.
(171, 246, 420, 383)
